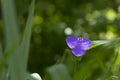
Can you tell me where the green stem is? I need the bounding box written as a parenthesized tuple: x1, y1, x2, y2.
(102, 50, 118, 80)
(73, 59, 81, 80)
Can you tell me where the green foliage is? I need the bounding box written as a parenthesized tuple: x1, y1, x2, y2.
(45, 63, 72, 80)
(0, 0, 35, 80)
(0, 0, 120, 80)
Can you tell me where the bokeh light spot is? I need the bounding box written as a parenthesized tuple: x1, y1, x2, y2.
(105, 9, 117, 21)
(64, 27, 73, 35)
(34, 15, 43, 24)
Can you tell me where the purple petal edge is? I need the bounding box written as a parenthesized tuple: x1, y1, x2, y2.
(72, 47, 86, 57)
(79, 38, 92, 50)
(66, 36, 78, 49)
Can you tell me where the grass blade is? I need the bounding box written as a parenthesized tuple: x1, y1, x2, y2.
(0, 44, 6, 80)
(1, 0, 20, 80)
(1, 0, 34, 79)
(89, 38, 120, 49)
(1, 0, 19, 48)
(8, 0, 35, 79)
(20, 0, 35, 69)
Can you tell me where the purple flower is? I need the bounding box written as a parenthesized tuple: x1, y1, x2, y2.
(66, 36, 92, 57)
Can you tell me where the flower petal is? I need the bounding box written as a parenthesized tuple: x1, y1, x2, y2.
(66, 36, 78, 49)
(79, 38, 92, 50)
(72, 46, 86, 57)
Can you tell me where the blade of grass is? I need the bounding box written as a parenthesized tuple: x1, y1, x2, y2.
(1, 0, 19, 48)
(1, 0, 34, 79)
(0, 35, 21, 70)
(7, 0, 35, 79)
(89, 40, 110, 49)
(89, 38, 120, 50)
(20, 0, 35, 69)
(1, 0, 20, 80)
(0, 44, 6, 80)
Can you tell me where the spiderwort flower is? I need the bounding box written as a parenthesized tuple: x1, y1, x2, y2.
(66, 36, 92, 57)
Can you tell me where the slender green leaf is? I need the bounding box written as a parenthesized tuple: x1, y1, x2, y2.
(1, 0, 20, 80)
(89, 40, 110, 49)
(89, 38, 120, 49)
(0, 36, 21, 70)
(1, 0, 19, 48)
(20, 0, 35, 69)
(1, 0, 34, 79)
(8, 0, 34, 79)
(0, 44, 5, 80)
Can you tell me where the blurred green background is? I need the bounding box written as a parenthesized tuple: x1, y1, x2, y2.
(1, 0, 120, 80)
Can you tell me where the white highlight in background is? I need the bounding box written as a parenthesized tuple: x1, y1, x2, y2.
(64, 27, 73, 35)
(31, 73, 42, 80)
